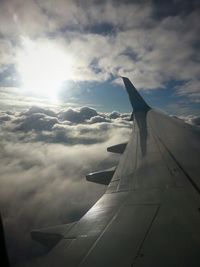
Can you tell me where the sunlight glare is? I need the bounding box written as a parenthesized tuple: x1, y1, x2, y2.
(17, 37, 72, 100)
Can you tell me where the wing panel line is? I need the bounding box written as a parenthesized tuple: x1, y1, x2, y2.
(156, 135, 200, 195)
(131, 205, 160, 266)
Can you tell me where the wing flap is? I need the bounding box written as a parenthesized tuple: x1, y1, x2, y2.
(86, 167, 115, 185)
(31, 222, 76, 249)
(107, 142, 127, 154)
(79, 204, 159, 267)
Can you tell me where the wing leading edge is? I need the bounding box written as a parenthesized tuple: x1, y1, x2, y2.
(28, 77, 200, 267)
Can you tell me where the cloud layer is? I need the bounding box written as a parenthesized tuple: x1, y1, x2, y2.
(0, 106, 131, 265)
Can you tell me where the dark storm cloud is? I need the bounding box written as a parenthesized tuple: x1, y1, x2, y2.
(0, 106, 131, 265)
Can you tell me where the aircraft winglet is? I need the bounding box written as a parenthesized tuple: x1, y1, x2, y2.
(121, 77, 150, 112)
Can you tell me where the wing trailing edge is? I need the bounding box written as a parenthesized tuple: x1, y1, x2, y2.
(31, 222, 76, 249)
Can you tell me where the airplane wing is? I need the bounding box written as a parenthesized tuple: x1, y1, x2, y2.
(26, 77, 200, 266)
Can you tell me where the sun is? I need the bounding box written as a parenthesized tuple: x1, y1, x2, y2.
(17, 37, 72, 100)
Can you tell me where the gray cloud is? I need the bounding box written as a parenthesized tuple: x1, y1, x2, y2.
(191, 116, 200, 126)
(0, 105, 131, 265)
(178, 114, 200, 126)
(58, 106, 98, 123)
(87, 115, 111, 124)
(0, 106, 131, 144)
(175, 79, 200, 102)
(14, 114, 58, 132)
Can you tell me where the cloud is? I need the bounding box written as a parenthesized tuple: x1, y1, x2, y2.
(14, 113, 58, 132)
(0, 105, 131, 265)
(0, 106, 131, 144)
(87, 115, 111, 124)
(24, 106, 57, 117)
(177, 114, 200, 126)
(0, 0, 55, 37)
(58, 106, 98, 123)
(191, 116, 200, 126)
(175, 79, 200, 102)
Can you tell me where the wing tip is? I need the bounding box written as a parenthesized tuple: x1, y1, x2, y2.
(121, 76, 150, 112)
(120, 76, 129, 82)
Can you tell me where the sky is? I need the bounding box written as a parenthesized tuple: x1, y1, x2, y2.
(0, 0, 200, 114)
(0, 0, 200, 265)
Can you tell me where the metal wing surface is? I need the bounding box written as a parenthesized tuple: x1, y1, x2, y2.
(27, 77, 200, 267)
